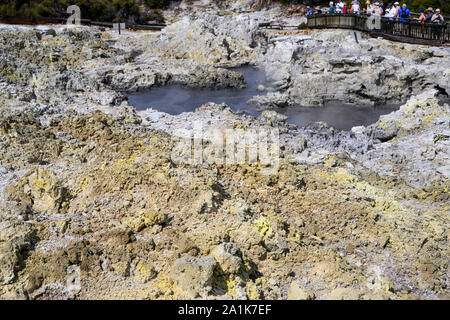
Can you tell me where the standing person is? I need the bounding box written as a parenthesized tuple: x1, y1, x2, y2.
(397, 3, 410, 22)
(425, 8, 434, 22)
(415, 9, 426, 23)
(384, 3, 391, 17)
(336, 0, 344, 13)
(370, 2, 381, 15)
(387, 3, 397, 18)
(329, 2, 335, 13)
(431, 9, 444, 24)
(352, 1, 360, 14)
(376, 2, 384, 15)
(393, 2, 400, 18)
(306, 6, 313, 15)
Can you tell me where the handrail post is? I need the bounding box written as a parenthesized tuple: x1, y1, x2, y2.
(306, 13, 447, 44)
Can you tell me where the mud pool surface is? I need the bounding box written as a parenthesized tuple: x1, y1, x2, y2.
(126, 67, 400, 131)
(274, 103, 401, 130)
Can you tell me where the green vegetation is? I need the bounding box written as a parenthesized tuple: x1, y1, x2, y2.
(298, 22, 308, 29)
(145, 0, 170, 9)
(405, 0, 450, 14)
(0, 0, 158, 23)
(0, 0, 448, 22)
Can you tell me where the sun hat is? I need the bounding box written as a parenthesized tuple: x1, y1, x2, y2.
(436, 9, 440, 13)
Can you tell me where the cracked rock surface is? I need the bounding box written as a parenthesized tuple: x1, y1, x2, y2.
(0, 7, 449, 300)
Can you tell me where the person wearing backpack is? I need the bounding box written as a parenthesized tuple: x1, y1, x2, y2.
(397, 3, 410, 22)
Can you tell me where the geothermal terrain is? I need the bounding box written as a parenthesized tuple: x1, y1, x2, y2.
(0, 3, 449, 300)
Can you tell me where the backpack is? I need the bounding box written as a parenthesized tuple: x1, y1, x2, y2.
(400, 8, 408, 18)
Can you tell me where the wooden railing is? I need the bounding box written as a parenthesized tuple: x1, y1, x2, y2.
(0, 16, 166, 31)
(307, 14, 449, 45)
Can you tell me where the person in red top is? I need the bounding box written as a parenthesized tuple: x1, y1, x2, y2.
(344, 3, 348, 13)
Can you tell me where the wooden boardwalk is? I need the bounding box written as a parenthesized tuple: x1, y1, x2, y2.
(306, 14, 449, 46)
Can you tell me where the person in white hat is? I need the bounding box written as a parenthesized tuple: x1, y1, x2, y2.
(431, 8, 444, 24)
(372, 2, 378, 14)
(393, 2, 400, 18)
(373, 2, 384, 15)
(329, 1, 335, 13)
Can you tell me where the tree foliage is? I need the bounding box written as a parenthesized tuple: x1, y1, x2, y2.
(0, 0, 149, 23)
(405, 0, 450, 14)
(0, 0, 448, 22)
(145, 0, 170, 9)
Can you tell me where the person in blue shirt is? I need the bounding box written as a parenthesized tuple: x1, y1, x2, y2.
(329, 2, 335, 13)
(306, 6, 313, 15)
(397, 3, 410, 22)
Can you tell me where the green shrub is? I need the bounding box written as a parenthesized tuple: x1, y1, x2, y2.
(298, 22, 308, 30)
(407, 0, 450, 14)
(0, 0, 151, 23)
(147, 9, 165, 23)
(145, 0, 169, 9)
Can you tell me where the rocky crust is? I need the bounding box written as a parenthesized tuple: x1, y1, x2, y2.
(0, 7, 449, 300)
